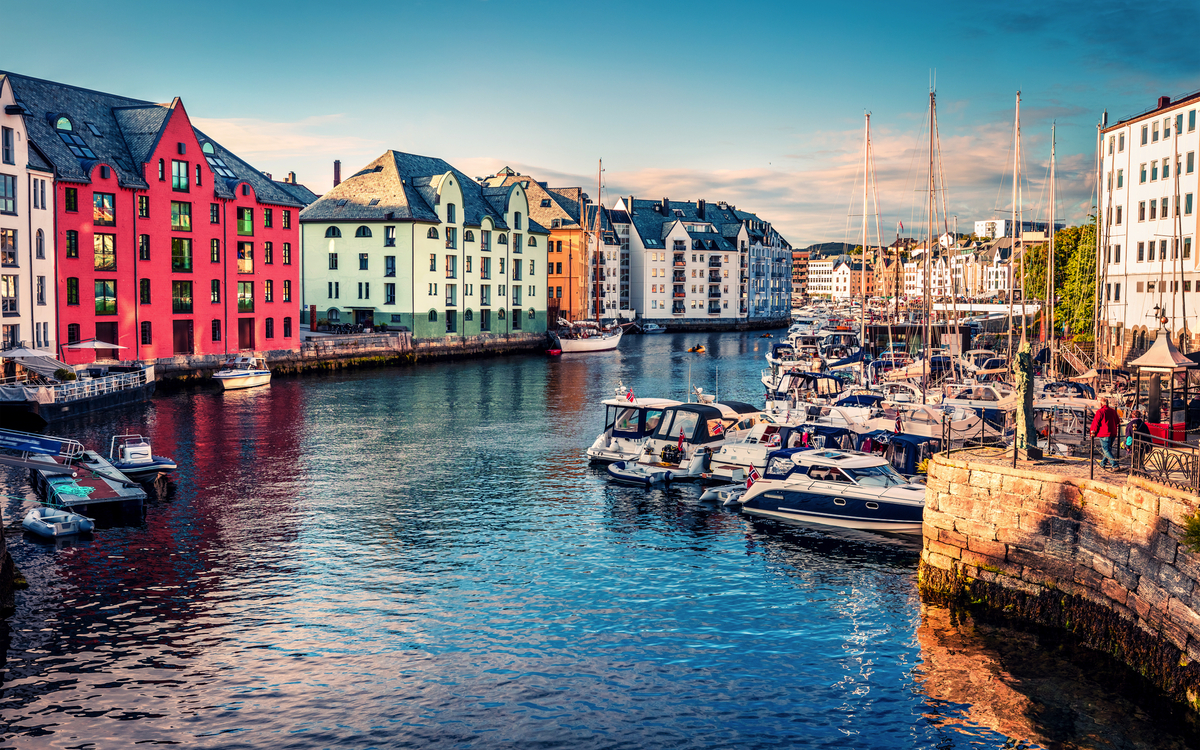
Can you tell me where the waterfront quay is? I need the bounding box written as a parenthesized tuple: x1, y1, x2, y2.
(1, 332, 1198, 749)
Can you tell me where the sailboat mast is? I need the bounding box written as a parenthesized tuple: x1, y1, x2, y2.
(1007, 92, 1019, 360)
(595, 159, 602, 324)
(1017, 93, 1026, 345)
(1047, 124, 1056, 369)
(923, 91, 935, 405)
(861, 113, 870, 354)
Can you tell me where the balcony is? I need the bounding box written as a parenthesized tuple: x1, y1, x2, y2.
(672, 303, 686, 314)
(708, 258, 722, 268)
(707, 303, 722, 315)
(673, 292, 686, 298)
(708, 290, 722, 299)
(673, 272, 686, 283)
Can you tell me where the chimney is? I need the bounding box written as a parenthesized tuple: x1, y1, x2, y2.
(697, 199, 705, 219)
(262, 172, 272, 180)
(1159, 95, 1172, 109)
(662, 197, 669, 213)
(287, 171, 296, 184)
(333, 160, 342, 187)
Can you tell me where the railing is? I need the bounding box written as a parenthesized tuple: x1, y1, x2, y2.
(708, 259, 722, 268)
(48, 367, 153, 405)
(1059, 339, 1096, 374)
(672, 305, 686, 314)
(707, 305, 722, 314)
(673, 292, 686, 298)
(674, 261, 687, 267)
(1131, 433, 1200, 492)
(708, 291, 722, 299)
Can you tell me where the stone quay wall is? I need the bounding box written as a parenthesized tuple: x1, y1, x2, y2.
(920, 455, 1200, 710)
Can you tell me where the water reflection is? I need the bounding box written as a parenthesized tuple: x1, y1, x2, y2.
(0, 332, 1194, 748)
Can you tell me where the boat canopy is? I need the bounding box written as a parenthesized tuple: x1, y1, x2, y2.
(651, 404, 728, 444)
(719, 400, 761, 415)
(771, 344, 796, 356)
(1041, 381, 1095, 399)
(856, 430, 941, 475)
(608, 402, 672, 439)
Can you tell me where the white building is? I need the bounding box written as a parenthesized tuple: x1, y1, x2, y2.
(807, 259, 834, 297)
(1098, 92, 1200, 361)
(974, 219, 1065, 239)
(606, 197, 791, 323)
(0, 75, 56, 352)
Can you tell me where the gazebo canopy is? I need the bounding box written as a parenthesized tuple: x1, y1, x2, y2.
(1129, 332, 1196, 373)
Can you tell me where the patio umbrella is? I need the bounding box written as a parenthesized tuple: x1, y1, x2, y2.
(0, 346, 47, 358)
(66, 340, 126, 350)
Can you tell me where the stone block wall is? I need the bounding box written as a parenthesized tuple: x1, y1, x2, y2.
(921, 455, 1200, 710)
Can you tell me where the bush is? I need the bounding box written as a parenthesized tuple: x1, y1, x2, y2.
(54, 368, 77, 382)
(1182, 513, 1200, 554)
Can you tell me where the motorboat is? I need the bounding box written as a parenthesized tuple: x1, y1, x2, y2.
(862, 401, 1001, 443)
(606, 398, 776, 484)
(22, 506, 95, 538)
(587, 385, 680, 463)
(213, 356, 271, 390)
(552, 320, 623, 353)
(705, 422, 859, 483)
(642, 323, 667, 334)
(732, 448, 926, 532)
(765, 343, 805, 368)
(687, 345, 706, 353)
(108, 434, 177, 478)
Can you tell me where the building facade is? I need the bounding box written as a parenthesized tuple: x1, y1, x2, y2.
(1, 72, 310, 364)
(791, 250, 809, 303)
(1098, 92, 1200, 362)
(300, 151, 549, 340)
(0, 75, 55, 352)
(807, 258, 834, 298)
(831, 260, 875, 299)
(974, 219, 1065, 239)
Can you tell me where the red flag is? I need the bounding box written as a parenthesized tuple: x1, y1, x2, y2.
(626, 388, 635, 403)
(895, 416, 903, 434)
(712, 420, 724, 436)
(746, 467, 761, 488)
(677, 428, 685, 451)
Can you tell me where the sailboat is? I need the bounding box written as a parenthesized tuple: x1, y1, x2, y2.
(551, 159, 624, 353)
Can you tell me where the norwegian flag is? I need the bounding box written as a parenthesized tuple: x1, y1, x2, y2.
(746, 467, 761, 488)
(895, 416, 903, 434)
(677, 428, 685, 451)
(626, 388, 636, 403)
(712, 421, 724, 436)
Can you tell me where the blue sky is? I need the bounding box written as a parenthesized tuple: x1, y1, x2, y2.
(8, 0, 1200, 246)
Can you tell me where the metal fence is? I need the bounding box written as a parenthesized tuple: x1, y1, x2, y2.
(1130, 433, 1200, 492)
(49, 367, 152, 404)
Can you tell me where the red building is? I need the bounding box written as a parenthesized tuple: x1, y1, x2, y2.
(1, 73, 315, 364)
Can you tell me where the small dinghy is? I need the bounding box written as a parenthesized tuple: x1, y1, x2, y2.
(606, 460, 673, 486)
(109, 434, 177, 478)
(22, 506, 95, 538)
(687, 345, 706, 353)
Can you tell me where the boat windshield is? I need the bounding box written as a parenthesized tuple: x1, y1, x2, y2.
(644, 409, 665, 434)
(613, 407, 640, 432)
(847, 464, 906, 488)
(656, 410, 699, 440)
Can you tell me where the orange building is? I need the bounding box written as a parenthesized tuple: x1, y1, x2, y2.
(483, 167, 592, 321)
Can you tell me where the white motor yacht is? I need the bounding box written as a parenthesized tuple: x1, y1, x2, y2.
(587, 386, 680, 463)
(213, 356, 271, 390)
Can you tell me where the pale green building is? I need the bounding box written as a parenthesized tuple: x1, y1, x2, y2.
(299, 151, 550, 340)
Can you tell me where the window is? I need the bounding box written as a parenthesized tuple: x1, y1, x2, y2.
(447, 203, 456, 223)
(1114, 283, 1121, 302)
(54, 118, 96, 158)
(1119, 132, 1125, 151)
(171, 238, 193, 271)
(498, 233, 508, 245)
(135, 320, 151, 346)
(67, 323, 80, 343)
(282, 243, 291, 265)
(328, 252, 338, 270)
(359, 253, 368, 270)
(238, 242, 253, 274)
(1114, 244, 1121, 263)
(1139, 201, 1146, 221)
(499, 258, 506, 274)
(1153, 122, 1160, 142)
(172, 160, 188, 191)
(158, 159, 165, 181)
(355, 225, 371, 238)
(0, 127, 12, 164)
(211, 279, 221, 303)
(64, 187, 78, 212)
(0, 275, 15, 313)
(1116, 206, 1122, 225)
(1164, 159, 1171, 180)
(95, 280, 117, 315)
(430, 253, 436, 271)
(237, 282, 254, 312)
(1116, 169, 1123, 188)
(1149, 241, 1156, 261)
(428, 282, 437, 296)
(385, 226, 396, 247)
(480, 308, 491, 331)
(264, 242, 273, 264)
(481, 230, 491, 251)
(527, 236, 537, 248)
(204, 238, 217, 263)
(265, 317, 274, 339)
(195, 164, 202, 186)
(92, 192, 115, 225)
(66, 278, 79, 305)
(208, 203, 219, 224)
(514, 212, 522, 230)
(1166, 117, 1173, 137)
(512, 308, 522, 330)
(384, 283, 395, 304)
(212, 319, 221, 341)
(529, 259, 535, 275)
(464, 230, 474, 243)
(1189, 194, 1195, 216)
(325, 226, 341, 238)
(428, 309, 438, 322)
(172, 281, 193, 313)
(512, 233, 522, 253)
(263, 208, 273, 228)
(481, 256, 491, 279)
(36, 276, 45, 305)
(445, 283, 456, 306)
(481, 285, 491, 305)
(427, 227, 439, 239)
(1151, 199, 1157, 220)
(385, 256, 396, 277)
(264, 279, 274, 302)
(1140, 164, 1147, 183)
(1186, 238, 1193, 259)
(94, 233, 116, 270)
(446, 227, 457, 249)
(446, 255, 457, 278)
(237, 207, 254, 235)
(1138, 241, 1145, 261)
(171, 201, 191, 231)
(0, 229, 13, 265)
(134, 194, 149, 219)
(1152, 161, 1159, 181)
(140, 278, 151, 304)
(513, 286, 522, 305)
(284, 317, 292, 337)
(512, 258, 520, 280)
(282, 210, 291, 229)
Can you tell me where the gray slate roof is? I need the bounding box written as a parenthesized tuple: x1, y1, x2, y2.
(0, 71, 305, 208)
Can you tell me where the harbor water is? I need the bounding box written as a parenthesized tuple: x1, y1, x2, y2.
(1, 332, 1197, 748)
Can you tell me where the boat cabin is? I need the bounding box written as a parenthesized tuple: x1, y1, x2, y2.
(221, 355, 268, 371)
(761, 448, 912, 486)
(602, 398, 680, 439)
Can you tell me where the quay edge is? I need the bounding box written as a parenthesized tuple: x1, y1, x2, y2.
(919, 454, 1200, 713)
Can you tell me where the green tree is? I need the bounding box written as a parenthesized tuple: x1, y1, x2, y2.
(1020, 222, 1096, 341)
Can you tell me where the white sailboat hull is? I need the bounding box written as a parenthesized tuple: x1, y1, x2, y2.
(554, 329, 623, 353)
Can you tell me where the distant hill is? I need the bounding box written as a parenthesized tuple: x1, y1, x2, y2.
(801, 242, 858, 256)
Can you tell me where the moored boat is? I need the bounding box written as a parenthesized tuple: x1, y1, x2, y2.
(108, 434, 177, 478)
(587, 386, 680, 463)
(22, 506, 95, 538)
(213, 356, 271, 390)
(552, 320, 623, 353)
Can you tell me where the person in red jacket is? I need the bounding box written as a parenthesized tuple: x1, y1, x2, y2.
(1091, 398, 1121, 470)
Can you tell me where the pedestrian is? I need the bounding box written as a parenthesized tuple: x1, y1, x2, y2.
(1125, 409, 1151, 449)
(1090, 397, 1121, 470)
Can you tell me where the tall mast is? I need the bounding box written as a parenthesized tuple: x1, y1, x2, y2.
(1007, 92, 1020, 360)
(861, 112, 870, 352)
(923, 90, 935, 405)
(594, 159, 602, 323)
(1017, 93, 1026, 346)
(1047, 123, 1056, 374)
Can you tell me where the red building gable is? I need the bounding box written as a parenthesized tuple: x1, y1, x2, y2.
(1, 73, 309, 364)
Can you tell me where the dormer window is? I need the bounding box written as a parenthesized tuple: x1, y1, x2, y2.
(201, 141, 236, 178)
(540, 199, 551, 207)
(54, 116, 97, 159)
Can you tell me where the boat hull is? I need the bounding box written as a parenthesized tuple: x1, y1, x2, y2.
(740, 487, 924, 533)
(111, 456, 178, 477)
(606, 460, 673, 486)
(554, 329, 622, 352)
(22, 507, 95, 538)
(214, 371, 272, 390)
